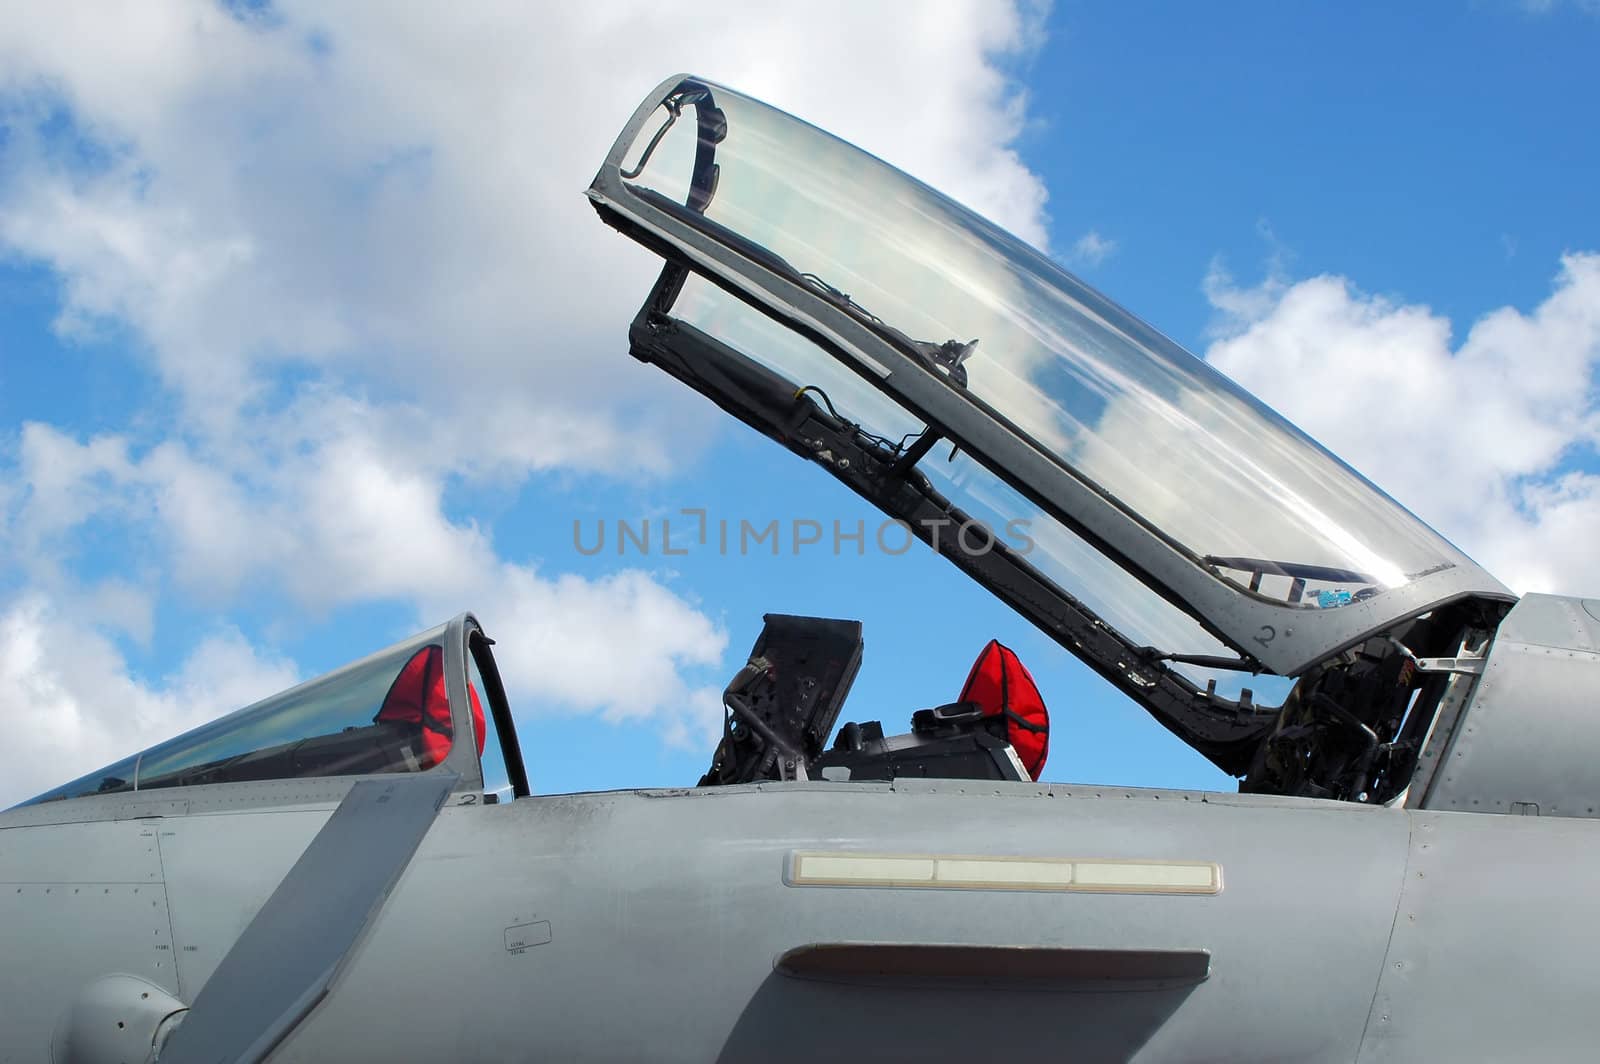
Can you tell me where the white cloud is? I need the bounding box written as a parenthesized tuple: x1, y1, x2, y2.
(466, 568, 728, 735)
(1204, 252, 1600, 596)
(0, 1, 1051, 453)
(3, 406, 732, 749)
(1071, 229, 1117, 266)
(0, 2, 1052, 785)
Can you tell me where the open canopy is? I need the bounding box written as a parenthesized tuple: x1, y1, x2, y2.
(588, 76, 1515, 774)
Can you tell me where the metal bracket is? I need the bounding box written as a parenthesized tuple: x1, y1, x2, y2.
(1413, 656, 1486, 676)
(1389, 636, 1487, 676)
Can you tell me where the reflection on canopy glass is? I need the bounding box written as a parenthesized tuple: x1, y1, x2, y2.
(675, 276, 1293, 701)
(621, 82, 1473, 609)
(22, 629, 461, 805)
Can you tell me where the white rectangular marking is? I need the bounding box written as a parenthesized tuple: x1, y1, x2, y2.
(1072, 861, 1218, 891)
(935, 858, 1074, 887)
(792, 854, 935, 885)
(788, 852, 1220, 895)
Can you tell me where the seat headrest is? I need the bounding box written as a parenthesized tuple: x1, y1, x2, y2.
(957, 639, 1049, 780)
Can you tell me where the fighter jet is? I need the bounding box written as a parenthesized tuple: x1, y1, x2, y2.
(4, 74, 1595, 1063)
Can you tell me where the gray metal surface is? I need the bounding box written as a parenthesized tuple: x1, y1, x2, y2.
(275, 783, 1407, 1062)
(156, 806, 335, 999)
(158, 774, 454, 1064)
(7, 766, 1600, 1061)
(1359, 809, 1600, 1061)
(586, 75, 1515, 678)
(49, 974, 187, 1064)
(0, 818, 164, 884)
(1499, 592, 1600, 650)
(0, 821, 179, 1057)
(1423, 593, 1600, 818)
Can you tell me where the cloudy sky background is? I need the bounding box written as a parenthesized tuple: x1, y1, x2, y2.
(2, 1, 1597, 805)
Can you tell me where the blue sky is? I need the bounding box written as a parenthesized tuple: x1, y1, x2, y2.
(2, 1, 1597, 805)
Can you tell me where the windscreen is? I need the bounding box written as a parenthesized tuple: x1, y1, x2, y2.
(618, 82, 1473, 611)
(22, 629, 459, 804)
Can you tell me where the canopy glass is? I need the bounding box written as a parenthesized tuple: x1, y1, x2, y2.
(615, 82, 1475, 615)
(21, 627, 470, 805)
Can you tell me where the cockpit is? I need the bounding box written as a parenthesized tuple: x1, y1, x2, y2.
(15, 76, 1528, 813)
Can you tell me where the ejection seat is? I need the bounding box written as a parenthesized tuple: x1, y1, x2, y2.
(374, 644, 486, 770)
(815, 639, 1051, 783)
(698, 615, 1050, 787)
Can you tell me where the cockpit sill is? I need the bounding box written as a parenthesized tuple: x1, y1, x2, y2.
(0, 776, 365, 828)
(0, 771, 1400, 832)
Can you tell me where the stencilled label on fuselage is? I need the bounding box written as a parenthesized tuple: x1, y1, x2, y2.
(785, 852, 1221, 895)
